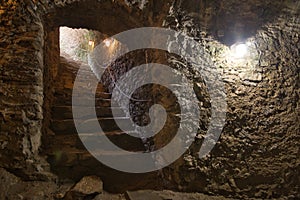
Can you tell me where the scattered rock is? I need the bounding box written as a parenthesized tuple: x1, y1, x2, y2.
(65, 176, 103, 199)
(125, 190, 162, 200)
(0, 0, 299, 199)
(6, 181, 58, 200)
(93, 191, 126, 200)
(124, 190, 234, 200)
(0, 168, 21, 199)
(153, 190, 233, 200)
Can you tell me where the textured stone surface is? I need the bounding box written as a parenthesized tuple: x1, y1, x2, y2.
(0, 0, 299, 199)
(0, 0, 172, 179)
(64, 175, 103, 199)
(160, 2, 300, 199)
(93, 192, 126, 200)
(43, 56, 162, 192)
(125, 190, 162, 200)
(0, 168, 21, 199)
(0, 168, 235, 200)
(72, 176, 103, 194)
(0, 168, 63, 200)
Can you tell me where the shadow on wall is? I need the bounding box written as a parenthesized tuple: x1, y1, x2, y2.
(47, 0, 173, 35)
(178, 0, 293, 45)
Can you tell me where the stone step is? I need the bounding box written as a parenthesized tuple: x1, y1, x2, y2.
(49, 132, 145, 152)
(47, 145, 145, 161)
(50, 117, 134, 134)
(52, 106, 126, 120)
(47, 146, 146, 168)
(55, 89, 112, 99)
(81, 117, 135, 133)
(53, 96, 112, 107)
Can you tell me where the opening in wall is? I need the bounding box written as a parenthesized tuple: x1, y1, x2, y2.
(42, 26, 161, 192)
(59, 26, 101, 63)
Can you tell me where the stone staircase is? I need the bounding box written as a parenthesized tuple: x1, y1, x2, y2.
(45, 57, 147, 178)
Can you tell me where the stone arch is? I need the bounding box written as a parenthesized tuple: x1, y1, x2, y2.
(0, 0, 172, 182)
(39, 0, 173, 191)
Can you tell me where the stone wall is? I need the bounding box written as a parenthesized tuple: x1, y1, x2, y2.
(0, 0, 47, 179)
(0, 0, 299, 198)
(0, 0, 171, 178)
(159, 2, 300, 198)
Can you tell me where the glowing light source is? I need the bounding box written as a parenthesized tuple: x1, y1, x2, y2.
(231, 43, 248, 58)
(88, 40, 94, 46)
(88, 40, 95, 51)
(104, 38, 114, 47)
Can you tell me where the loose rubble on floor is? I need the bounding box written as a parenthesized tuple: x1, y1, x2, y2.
(0, 168, 233, 200)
